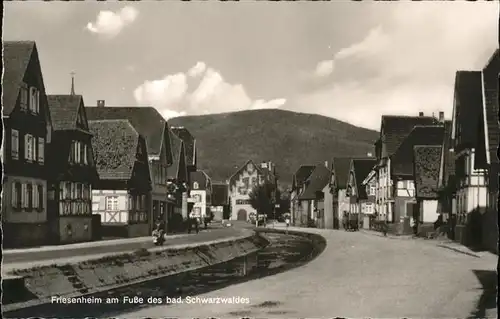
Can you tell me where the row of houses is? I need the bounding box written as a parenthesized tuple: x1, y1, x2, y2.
(1, 41, 221, 247)
(291, 48, 499, 254)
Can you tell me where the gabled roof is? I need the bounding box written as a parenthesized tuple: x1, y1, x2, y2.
(298, 164, 331, 200)
(332, 157, 351, 189)
(352, 158, 377, 200)
(414, 145, 442, 199)
(88, 119, 140, 181)
(380, 115, 438, 156)
(47, 95, 85, 131)
(2, 41, 36, 115)
(190, 170, 211, 190)
(391, 125, 445, 177)
(211, 183, 229, 206)
(482, 49, 500, 164)
(170, 126, 196, 166)
(453, 71, 483, 151)
(167, 132, 185, 180)
(292, 165, 315, 191)
(86, 106, 167, 157)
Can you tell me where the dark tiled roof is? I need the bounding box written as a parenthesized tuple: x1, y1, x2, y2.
(211, 183, 229, 206)
(170, 127, 196, 166)
(47, 95, 83, 131)
(2, 41, 35, 115)
(299, 164, 331, 200)
(414, 145, 442, 199)
(381, 115, 438, 156)
(190, 170, 210, 190)
(292, 165, 315, 190)
(352, 158, 377, 200)
(86, 106, 166, 157)
(442, 121, 456, 187)
(453, 71, 483, 151)
(88, 120, 139, 180)
(167, 132, 185, 180)
(391, 125, 445, 177)
(482, 49, 499, 163)
(332, 157, 352, 189)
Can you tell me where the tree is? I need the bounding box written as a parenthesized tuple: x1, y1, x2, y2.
(277, 189, 291, 216)
(249, 180, 279, 218)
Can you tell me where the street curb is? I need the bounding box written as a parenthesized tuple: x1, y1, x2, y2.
(436, 244, 482, 258)
(359, 229, 413, 240)
(2, 231, 265, 314)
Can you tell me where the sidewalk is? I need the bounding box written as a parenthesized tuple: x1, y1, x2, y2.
(359, 228, 487, 258)
(2, 227, 247, 264)
(3, 233, 187, 255)
(3, 228, 254, 273)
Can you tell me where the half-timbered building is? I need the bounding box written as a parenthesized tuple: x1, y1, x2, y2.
(89, 119, 152, 238)
(2, 41, 52, 248)
(346, 158, 377, 229)
(413, 145, 443, 229)
(46, 94, 99, 244)
(373, 115, 442, 226)
(389, 124, 446, 226)
(451, 50, 499, 254)
(86, 104, 177, 233)
(330, 158, 352, 229)
(297, 164, 331, 228)
(290, 165, 315, 226)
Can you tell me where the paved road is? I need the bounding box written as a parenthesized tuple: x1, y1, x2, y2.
(3, 227, 243, 264)
(126, 227, 498, 318)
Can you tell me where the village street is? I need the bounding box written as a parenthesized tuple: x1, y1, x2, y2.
(126, 227, 498, 319)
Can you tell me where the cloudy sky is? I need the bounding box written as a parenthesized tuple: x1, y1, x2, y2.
(4, 2, 498, 130)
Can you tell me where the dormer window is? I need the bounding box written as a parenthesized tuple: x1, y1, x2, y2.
(20, 83, 28, 111)
(29, 87, 39, 114)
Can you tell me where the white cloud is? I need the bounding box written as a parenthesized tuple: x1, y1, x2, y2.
(134, 61, 286, 119)
(187, 61, 207, 77)
(315, 60, 335, 77)
(161, 109, 187, 121)
(86, 6, 138, 38)
(301, 2, 497, 130)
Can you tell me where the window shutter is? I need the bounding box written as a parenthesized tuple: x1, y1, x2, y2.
(83, 144, 88, 164)
(32, 136, 37, 162)
(11, 183, 17, 208)
(33, 184, 39, 209)
(11, 129, 19, 159)
(38, 185, 44, 210)
(38, 138, 45, 163)
(24, 135, 29, 160)
(20, 85, 28, 110)
(36, 90, 40, 113)
(21, 183, 26, 208)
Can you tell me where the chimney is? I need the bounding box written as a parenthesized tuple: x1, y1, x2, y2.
(418, 112, 424, 117)
(261, 162, 268, 169)
(438, 111, 444, 123)
(97, 100, 105, 107)
(324, 161, 328, 168)
(367, 152, 373, 157)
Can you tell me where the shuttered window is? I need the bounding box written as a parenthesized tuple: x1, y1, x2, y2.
(38, 137, 45, 164)
(21, 183, 27, 208)
(25, 134, 33, 161)
(11, 129, 19, 159)
(20, 84, 28, 111)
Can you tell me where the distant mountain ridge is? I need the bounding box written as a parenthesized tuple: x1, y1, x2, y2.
(169, 109, 379, 186)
